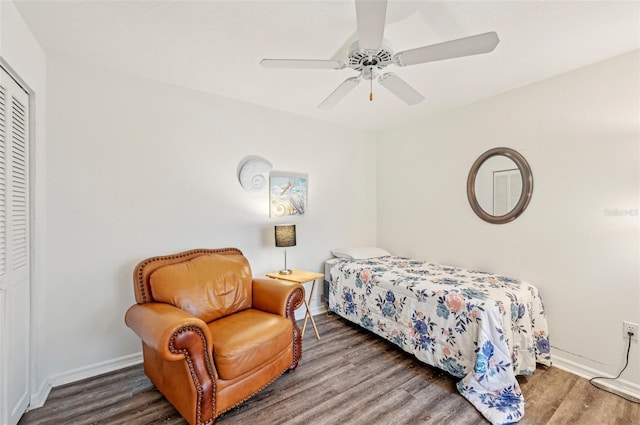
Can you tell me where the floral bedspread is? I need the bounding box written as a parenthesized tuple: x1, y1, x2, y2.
(327, 256, 551, 425)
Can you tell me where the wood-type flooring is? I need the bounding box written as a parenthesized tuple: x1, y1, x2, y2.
(19, 313, 640, 425)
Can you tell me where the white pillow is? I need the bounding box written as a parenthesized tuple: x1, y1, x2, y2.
(331, 246, 391, 260)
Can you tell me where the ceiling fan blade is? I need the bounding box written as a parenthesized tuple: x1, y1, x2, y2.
(378, 73, 425, 105)
(355, 0, 387, 51)
(260, 59, 343, 69)
(318, 77, 361, 109)
(394, 31, 500, 66)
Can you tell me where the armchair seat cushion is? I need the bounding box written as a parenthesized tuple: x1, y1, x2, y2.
(208, 309, 293, 380)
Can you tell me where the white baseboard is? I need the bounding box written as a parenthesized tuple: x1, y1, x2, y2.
(28, 352, 143, 411)
(551, 352, 640, 400)
(28, 380, 52, 410)
(50, 352, 144, 388)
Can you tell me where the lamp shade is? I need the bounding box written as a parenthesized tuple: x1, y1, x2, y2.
(274, 225, 296, 247)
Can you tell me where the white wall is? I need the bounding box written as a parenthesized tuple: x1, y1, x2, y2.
(44, 54, 377, 381)
(377, 51, 640, 393)
(0, 0, 49, 407)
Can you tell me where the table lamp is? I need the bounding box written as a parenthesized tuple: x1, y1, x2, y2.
(274, 224, 296, 275)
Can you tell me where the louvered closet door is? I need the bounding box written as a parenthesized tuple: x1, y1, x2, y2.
(0, 66, 31, 425)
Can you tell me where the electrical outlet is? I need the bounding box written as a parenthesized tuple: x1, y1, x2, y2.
(623, 321, 639, 341)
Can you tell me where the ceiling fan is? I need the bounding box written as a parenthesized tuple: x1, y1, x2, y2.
(260, 0, 499, 109)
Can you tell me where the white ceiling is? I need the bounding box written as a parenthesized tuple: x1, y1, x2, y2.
(14, 0, 640, 131)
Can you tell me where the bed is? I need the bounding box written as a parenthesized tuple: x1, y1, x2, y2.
(325, 250, 551, 425)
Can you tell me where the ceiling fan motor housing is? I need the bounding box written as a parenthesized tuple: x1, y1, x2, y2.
(347, 40, 394, 72)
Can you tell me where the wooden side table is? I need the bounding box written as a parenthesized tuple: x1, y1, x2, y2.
(266, 269, 324, 340)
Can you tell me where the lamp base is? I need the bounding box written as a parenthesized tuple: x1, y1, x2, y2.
(279, 269, 292, 275)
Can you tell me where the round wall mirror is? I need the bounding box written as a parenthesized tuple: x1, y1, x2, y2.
(467, 147, 533, 224)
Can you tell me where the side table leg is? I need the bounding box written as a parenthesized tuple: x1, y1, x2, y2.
(308, 310, 320, 340)
(305, 280, 320, 340)
(301, 298, 311, 336)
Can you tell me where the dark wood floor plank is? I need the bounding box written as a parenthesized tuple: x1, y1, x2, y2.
(279, 357, 415, 425)
(517, 366, 577, 425)
(545, 378, 639, 425)
(19, 314, 640, 425)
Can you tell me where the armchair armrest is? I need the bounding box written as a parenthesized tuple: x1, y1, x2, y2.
(252, 278, 304, 318)
(125, 302, 214, 362)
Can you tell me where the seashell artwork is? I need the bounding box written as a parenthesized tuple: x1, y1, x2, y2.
(238, 156, 273, 192)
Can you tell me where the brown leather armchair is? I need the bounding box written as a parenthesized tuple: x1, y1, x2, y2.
(125, 248, 304, 425)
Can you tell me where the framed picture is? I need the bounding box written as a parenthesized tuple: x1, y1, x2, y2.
(269, 172, 308, 217)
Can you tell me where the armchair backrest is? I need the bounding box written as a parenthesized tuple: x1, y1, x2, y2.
(132, 248, 253, 321)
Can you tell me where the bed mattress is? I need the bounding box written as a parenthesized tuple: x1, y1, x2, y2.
(326, 255, 551, 424)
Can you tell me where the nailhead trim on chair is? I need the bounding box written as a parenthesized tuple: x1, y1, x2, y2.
(287, 287, 304, 370)
(135, 248, 243, 303)
(169, 325, 217, 425)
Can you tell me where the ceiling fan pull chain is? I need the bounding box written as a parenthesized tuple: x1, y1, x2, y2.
(370, 67, 374, 101)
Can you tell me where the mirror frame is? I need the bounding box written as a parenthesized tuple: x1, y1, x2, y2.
(467, 147, 533, 224)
